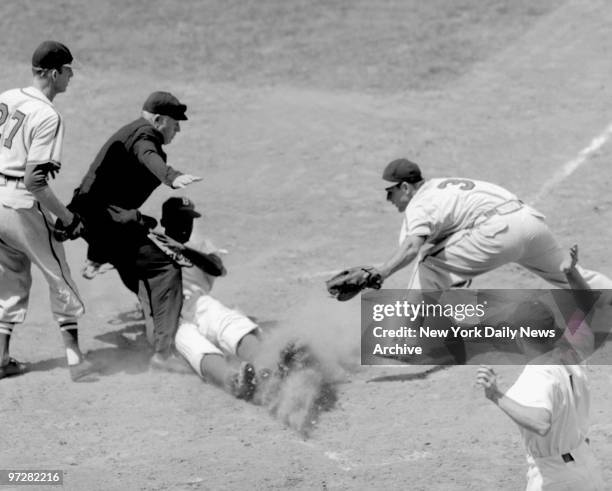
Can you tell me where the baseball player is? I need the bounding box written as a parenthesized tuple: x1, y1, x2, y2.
(150, 197, 262, 399)
(375, 158, 612, 291)
(0, 41, 95, 381)
(476, 249, 606, 490)
(68, 92, 202, 372)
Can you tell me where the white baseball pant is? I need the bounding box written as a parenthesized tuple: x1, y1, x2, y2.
(0, 200, 84, 326)
(525, 440, 605, 490)
(408, 206, 612, 291)
(174, 295, 258, 376)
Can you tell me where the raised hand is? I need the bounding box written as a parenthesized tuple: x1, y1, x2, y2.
(172, 174, 203, 189)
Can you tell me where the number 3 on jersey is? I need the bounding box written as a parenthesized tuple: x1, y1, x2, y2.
(0, 103, 26, 150)
(437, 178, 475, 190)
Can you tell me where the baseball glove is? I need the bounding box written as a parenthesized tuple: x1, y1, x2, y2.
(326, 266, 383, 301)
(53, 213, 85, 242)
(148, 231, 193, 267)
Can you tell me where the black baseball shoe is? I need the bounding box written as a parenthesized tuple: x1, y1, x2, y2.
(228, 362, 257, 401)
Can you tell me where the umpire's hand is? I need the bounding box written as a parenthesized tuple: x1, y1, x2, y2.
(172, 174, 202, 189)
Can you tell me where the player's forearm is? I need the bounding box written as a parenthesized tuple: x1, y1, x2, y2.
(565, 267, 590, 291)
(182, 247, 225, 276)
(488, 389, 551, 436)
(24, 164, 73, 223)
(379, 236, 423, 279)
(30, 186, 73, 223)
(564, 267, 598, 318)
(135, 142, 181, 186)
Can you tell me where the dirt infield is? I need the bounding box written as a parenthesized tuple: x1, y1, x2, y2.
(1, 0, 612, 489)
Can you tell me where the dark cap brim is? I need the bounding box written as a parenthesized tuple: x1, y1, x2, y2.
(174, 105, 188, 121)
(384, 179, 400, 188)
(164, 208, 201, 218)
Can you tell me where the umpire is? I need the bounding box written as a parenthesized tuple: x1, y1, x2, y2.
(69, 91, 201, 371)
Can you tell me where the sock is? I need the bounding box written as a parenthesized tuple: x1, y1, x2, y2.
(0, 321, 14, 336)
(59, 323, 82, 366)
(66, 347, 80, 366)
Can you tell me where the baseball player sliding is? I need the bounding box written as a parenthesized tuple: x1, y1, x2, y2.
(0, 41, 94, 382)
(476, 246, 606, 491)
(145, 197, 264, 400)
(328, 158, 612, 299)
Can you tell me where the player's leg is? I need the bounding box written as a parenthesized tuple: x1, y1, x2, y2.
(137, 280, 155, 346)
(13, 206, 95, 381)
(0, 208, 35, 378)
(408, 218, 523, 289)
(175, 322, 256, 399)
(134, 243, 184, 367)
(516, 212, 612, 290)
(236, 333, 262, 364)
(193, 295, 261, 361)
(0, 322, 28, 379)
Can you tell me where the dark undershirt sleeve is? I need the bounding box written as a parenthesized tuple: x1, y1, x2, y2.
(133, 138, 182, 187)
(182, 248, 225, 277)
(24, 163, 51, 193)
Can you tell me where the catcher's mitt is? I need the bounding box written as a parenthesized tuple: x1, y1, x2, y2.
(53, 213, 85, 242)
(326, 266, 383, 301)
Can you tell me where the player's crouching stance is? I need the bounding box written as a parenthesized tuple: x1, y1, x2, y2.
(476, 246, 605, 491)
(150, 197, 266, 400)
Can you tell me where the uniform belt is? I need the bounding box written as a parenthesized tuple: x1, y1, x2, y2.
(0, 174, 26, 189)
(561, 437, 590, 463)
(473, 199, 524, 226)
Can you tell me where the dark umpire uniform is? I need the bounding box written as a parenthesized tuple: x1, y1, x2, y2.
(69, 92, 195, 368)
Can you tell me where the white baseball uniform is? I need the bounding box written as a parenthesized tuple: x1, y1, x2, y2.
(0, 87, 84, 335)
(171, 239, 258, 377)
(400, 178, 612, 290)
(505, 364, 605, 490)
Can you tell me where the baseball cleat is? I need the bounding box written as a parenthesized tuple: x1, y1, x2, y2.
(0, 357, 28, 380)
(229, 362, 257, 401)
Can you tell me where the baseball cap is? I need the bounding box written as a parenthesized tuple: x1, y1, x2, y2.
(162, 197, 201, 219)
(382, 158, 423, 185)
(32, 41, 73, 70)
(143, 91, 188, 121)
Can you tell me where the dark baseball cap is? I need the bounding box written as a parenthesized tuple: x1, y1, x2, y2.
(143, 91, 188, 121)
(382, 158, 423, 185)
(32, 41, 73, 70)
(162, 197, 201, 219)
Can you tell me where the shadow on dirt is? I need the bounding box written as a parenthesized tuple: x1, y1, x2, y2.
(88, 309, 153, 376)
(367, 364, 452, 383)
(26, 357, 69, 374)
(87, 309, 280, 378)
(26, 320, 151, 377)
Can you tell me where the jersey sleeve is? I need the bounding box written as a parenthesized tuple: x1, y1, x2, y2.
(26, 111, 63, 168)
(132, 136, 181, 186)
(505, 367, 556, 412)
(403, 202, 437, 238)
